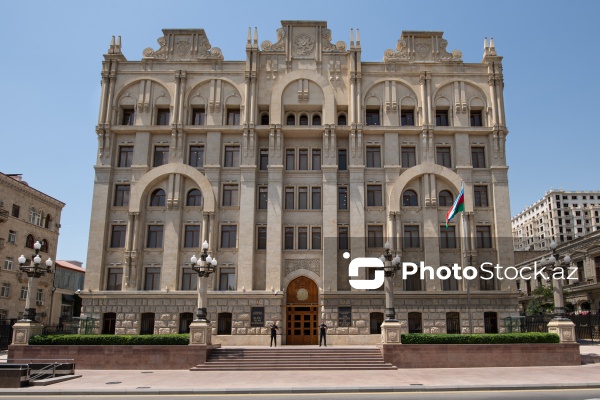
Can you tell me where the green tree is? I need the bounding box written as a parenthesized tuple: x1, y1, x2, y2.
(525, 285, 554, 315)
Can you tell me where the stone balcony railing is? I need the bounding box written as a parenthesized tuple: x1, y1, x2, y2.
(0, 207, 8, 223)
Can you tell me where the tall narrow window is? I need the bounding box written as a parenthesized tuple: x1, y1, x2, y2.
(186, 189, 203, 207)
(189, 146, 205, 168)
(311, 187, 321, 210)
(472, 147, 486, 168)
(181, 268, 197, 291)
(11, 204, 20, 218)
(312, 114, 321, 126)
(298, 187, 308, 209)
(153, 146, 169, 167)
(436, 147, 451, 168)
(484, 312, 498, 334)
(338, 187, 348, 210)
(258, 187, 268, 210)
(140, 312, 155, 334)
(338, 227, 349, 250)
(366, 146, 381, 168)
(257, 226, 267, 249)
(440, 226, 456, 249)
(299, 114, 308, 125)
(110, 225, 126, 248)
(367, 185, 383, 207)
(476, 225, 492, 248)
(144, 268, 161, 291)
(219, 268, 236, 291)
(102, 313, 117, 334)
(285, 187, 294, 209)
(118, 146, 133, 167)
(156, 108, 170, 125)
(299, 149, 309, 170)
(150, 189, 166, 207)
(443, 276, 459, 291)
(147, 225, 164, 248)
(286, 149, 295, 170)
(286, 114, 295, 125)
(260, 113, 270, 125)
(227, 108, 240, 125)
(222, 185, 239, 207)
(26, 234, 35, 249)
(192, 108, 206, 125)
(470, 110, 482, 127)
(370, 312, 384, 334)
(259, 149, 269, 170)
(435, 109, 449, 126)
(338, 149, 347, 171)
(224, 146, 240, 167)
(474, 186, 489, 207)
(403, 225, 420, 248)
(220, 225, 237, 248)
(312, 227, 321, 250)
(312, 149, 321, 170)
(184, 225, 201, 248)
(337, 114, 347, 125)
(284, 227, 294, 250)
(218, 313, 232, 335)
(40, 239, 48, 253)
(298, 227, 308, 250)
(401, 109, 414, 126)
(107, 268, 123, 290)
(446, 312, 460, 334)
(401, 147, 416, 168)
(408, 312, 422, 333)
(365, 108, 380, 125)
(402, 190, 418, 207)
(122, 108, 135, 125)
(367, 225, 383, 248)
(179, 313, 194, 334)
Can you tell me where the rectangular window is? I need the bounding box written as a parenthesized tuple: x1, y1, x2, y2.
(153, 145, 169, 167)
(401, 109, 415, 126)
(224, 146, 240, 167)
(36, 288, 43, 304)
(219, 268, 236, 291)
(118, 146, 133, 168)
(192, 108, 206, 125)
(259, 149, 269, 170)
(110, 225, 126, 248)
(365, 109, 380, 125)
(435, 109, 449, 126)
(474, 186, 489, 207)
(1, 283, 9, 298)
(184, 225, 201, 248)
(367, 225, 383, 248)
(107, 268, 123, 291)
(189, 146, 205, 168)
(147, 225, 164, 248)
(181, 268, 196, 291)
(440, 226, 456, 248)
(257, 226, 267, 250)
(156, 108, 170, 125)
(122, 108, 135, 125)
(472, 147, 486, 168)
(286, 149, 295, 171)
(436, 147, 451, 168)
(8, 230, 16, 244)
(312, 149, 321, 170)
(338, 227, 349, 250)
(11, 204, 20, 218)
(367, 185, 383, 207)
(222, 184, 239, 207)
(299, 149, 309, 170)
(284, 227, 294, 250)
(404, 225, 420, 248)
(401, 147, 416, 168)
(20, 286, 28, 300)
(312, 227, 321, 250)
(4, 257, 13, 271)
(258, 186, 268, 210)
(338, 187, 348, 210)
(366, 146, 381, 168)
(285, 187, 294, 210)
(298, 187, 308, 209)
(338, 149, 347, 171)
(312, 187, 321, 210)
(476, 225, 492, 248)
(221, 225, 237, 248)
(144, 268, 161, 290)
(114, 185, 130, 207)
(227, 108, 240, 125)
(298, 227, 308, 250)
(470, 110, 482, 127)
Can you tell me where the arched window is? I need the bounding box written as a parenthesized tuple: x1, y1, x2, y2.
(438, 190, 453, 207)
(149, 189, 166, 207)
(187, 189, 203, 207)
(44, 214, 52, 229)
(299, 114, 309, 126)
(312, 114, 321, 126)
(286, 114, 295, 125)
(402, 190, 418, 207)
(25, 234, 35, 249)
(40, 239, 49, 253)
(337, 114, 347, 126)
(408, 312, 422, 333)
(217, 312, 232, 335)
(260, 113, 270, 125)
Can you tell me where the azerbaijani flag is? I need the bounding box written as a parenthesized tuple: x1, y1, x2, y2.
(445, 184, 465, 227)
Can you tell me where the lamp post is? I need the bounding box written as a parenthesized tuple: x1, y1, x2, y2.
(12, 241, 53, 345)
(379, 242, 402, 344)
(189, 240, 217, 345)
(543, 241, 576, 343)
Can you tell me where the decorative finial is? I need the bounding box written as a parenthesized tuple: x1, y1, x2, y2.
(247, 27, 251, 44)
(117, 36, 121, 46)
(356, 28, 361, 45)
(350, 28, 354, 47)
(484, 37, 488, 49)
(254, 27, 258, 44)
(110, 36, 115, 46)
(490, 37, 495, 48)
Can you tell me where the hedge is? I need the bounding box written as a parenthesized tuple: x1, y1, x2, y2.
(29, 334, 190, 346)
(400, 332, 560, 344)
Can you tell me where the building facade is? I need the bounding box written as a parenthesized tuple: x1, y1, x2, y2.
(512, 190, 600, 251)
(50, 260, 85, 326)
(84, 21, 517, 344)
(0, 172, 64, 323)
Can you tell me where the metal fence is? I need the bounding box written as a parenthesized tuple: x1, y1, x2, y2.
(504, 312, 600, 342)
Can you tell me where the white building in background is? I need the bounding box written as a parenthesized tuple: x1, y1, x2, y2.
(512, 190, 600, 251)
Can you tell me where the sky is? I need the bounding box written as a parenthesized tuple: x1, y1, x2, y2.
(1, 1, 599, 264)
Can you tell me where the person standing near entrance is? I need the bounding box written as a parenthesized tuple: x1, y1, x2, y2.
(319, 320, 328, 346)
(270, 323, 279, 347)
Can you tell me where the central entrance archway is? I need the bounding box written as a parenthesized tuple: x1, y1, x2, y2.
(285, 276, 318, 345)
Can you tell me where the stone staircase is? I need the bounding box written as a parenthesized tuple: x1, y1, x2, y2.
(191, 346, 397, 371)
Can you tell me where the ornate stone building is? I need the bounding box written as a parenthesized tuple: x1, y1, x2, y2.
(83, 21, 517, 344)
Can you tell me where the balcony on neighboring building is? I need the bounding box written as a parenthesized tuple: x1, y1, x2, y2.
(0, 205, 8, 223)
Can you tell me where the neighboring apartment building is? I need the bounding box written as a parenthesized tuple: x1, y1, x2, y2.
(84, 21, 517, 344)
(0, 172, 65, 323)
(512, 190, 600, 251)
(50, 260, 85, 325)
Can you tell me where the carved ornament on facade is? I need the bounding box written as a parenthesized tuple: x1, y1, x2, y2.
(321, 29, 346, 52)
(261, 28, 286, 52)
(284, 259, 320, 277)
(143, 33, 223, 61)
(293, 34, 315, 56)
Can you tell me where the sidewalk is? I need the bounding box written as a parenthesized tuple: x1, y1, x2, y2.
(1, 345, 600, 395)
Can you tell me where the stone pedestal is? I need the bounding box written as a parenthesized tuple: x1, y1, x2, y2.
(381, 320, 402, 344)
(547, 318, 576, 343)
(189, 320, 212, 345)
(11, 321, 43, 345)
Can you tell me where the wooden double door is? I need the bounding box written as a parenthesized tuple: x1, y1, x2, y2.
(285, 276, 318, 345)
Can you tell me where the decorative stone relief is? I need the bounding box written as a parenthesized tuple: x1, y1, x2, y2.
(261, 28, 286, 52)
(384, 32, 462, 63)
(143, 30, 223, 61)
(321, 29, 346, 52)
(284, 259, 320, 277)
(293, 34, 315, 56)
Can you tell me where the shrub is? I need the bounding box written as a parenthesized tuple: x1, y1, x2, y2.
(29, 334, 190, 346)
(400, 332, 560, 345)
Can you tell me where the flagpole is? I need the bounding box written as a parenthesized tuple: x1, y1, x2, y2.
(462, 209, 473, 334)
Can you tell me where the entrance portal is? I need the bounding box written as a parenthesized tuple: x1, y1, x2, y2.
(285, 276, 318, 345)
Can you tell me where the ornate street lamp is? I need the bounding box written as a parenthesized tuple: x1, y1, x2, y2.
(190, 240, 217, 321)
(541, 241, 571, 319)
(379, 242, 401, 321)
(18, 241, 53, 321)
